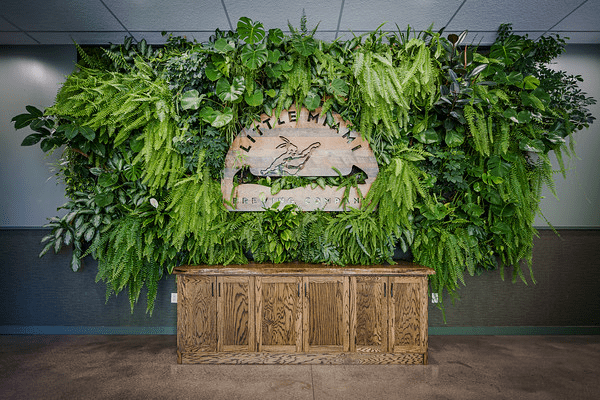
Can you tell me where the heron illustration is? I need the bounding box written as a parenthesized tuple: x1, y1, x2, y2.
(260, 136, 321, 176)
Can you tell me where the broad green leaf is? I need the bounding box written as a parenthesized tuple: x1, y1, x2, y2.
(487, 155, 511, 178)
(265, 64, 282, 78)
(445, 129, 464, 147)
(98, 172, 118, 187)
(211, 107, 234, 128)
(414, 128, 439, 144)
(328, 78, 349, 97)
(11, 113, 38, 129)
(25, 105, 43, 117)
(292, 37, 317, 56)
(244, 89, 264, 107)
(265, 89, 277, 98)
(205, 62, 222, 81)
(40, 138, 53, 152)
(522, 75, 540, 90)
(181, 89, 205, 110)
(267, 49, 281, 63)
(216, 76, 245, 102)
(490, 220, 511, 235)
(519, 138, 545, 153)
(79, 126, 96, 141)
(517, 110, 532, 124)
(21, 133, 43, 146)
(463, 203, 484, 217)
(241, 43, 268, 70)
(130, 135, 144, 152)
(304, 90, 321, 110)
(520, 92, 545, 111)
(57, 124, 78, 140)
(280, 60, 293, 72)
(268, 28, 284, 45)
(214, 38, 235, 53)
(237, 17, 265, 44)
(503, 108, 519, 123)
(94, 192, 114, 207)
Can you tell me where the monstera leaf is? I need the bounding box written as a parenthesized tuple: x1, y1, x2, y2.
(241, 43, 268, 70)
(237, 17, 265, 44)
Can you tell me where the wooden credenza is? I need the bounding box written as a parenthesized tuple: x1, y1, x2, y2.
(174, 262, 435, 365)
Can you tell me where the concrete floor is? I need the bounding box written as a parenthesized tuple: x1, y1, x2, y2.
(1, 335, 599, 399)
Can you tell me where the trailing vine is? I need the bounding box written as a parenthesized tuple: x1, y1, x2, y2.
(12, 18, 595, 314)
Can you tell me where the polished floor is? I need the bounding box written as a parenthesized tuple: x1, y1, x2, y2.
(1, 335, 599, 399)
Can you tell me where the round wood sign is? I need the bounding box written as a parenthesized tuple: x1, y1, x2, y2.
(221, 107, 379, 211)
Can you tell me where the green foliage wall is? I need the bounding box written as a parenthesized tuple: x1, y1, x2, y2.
(12, 18, 596, 314)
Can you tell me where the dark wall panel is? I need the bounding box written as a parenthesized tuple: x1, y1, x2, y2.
(1, 229, 599, 330)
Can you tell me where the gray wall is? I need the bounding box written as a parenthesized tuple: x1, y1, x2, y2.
(1, 46, 73, 227)
(1, 44, 599, 332)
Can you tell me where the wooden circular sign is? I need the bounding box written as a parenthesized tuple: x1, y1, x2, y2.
(221, 107, 379, 211)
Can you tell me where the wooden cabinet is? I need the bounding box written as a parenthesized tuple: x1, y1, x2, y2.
(175, 263, 434, 365)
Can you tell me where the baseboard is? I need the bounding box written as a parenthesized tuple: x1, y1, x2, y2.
(0, 326, 177, 335)
(429, 326, 600, 335)
(2, 325, 599, 335)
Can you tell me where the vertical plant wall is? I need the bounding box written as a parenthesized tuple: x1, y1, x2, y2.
(12, 18, 595, 313)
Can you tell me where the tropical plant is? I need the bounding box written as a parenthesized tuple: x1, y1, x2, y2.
(12, 18, 595, 313)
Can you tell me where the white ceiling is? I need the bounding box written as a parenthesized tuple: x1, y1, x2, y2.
(0, 0, 598, 46)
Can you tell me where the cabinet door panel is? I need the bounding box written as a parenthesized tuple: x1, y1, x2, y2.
(256, 277, 302, 352)
(389, 277, 427, 353)
(177, 276, 217, 353)
(217, 276, 255, 352)
(303, 277, 349, 352)
(351, 276, 388, 353)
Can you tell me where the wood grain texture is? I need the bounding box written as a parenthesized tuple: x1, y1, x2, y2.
(217, 276, 255, 352)
(351, 276, 388, 353)
(174, 262, 435, 277)
(177, 276, 216, 357)
(256, 276, 302, 352)
(221, 106, 378, 211)
(303, 276, 349, 352)
(390, 277, 425, 353)
(179, 351, 425, 365)
(176, 265, 431, 365)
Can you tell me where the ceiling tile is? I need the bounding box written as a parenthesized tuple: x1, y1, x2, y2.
(551, 0, 600, 33)
(0, 0, 123, 31)
(544, 31, 600, 45)
(0, 17, 19, 31)
(447, 0, 584, 33)
(441, 30, 500, 46)
(0, 32, 39, 45)
(340, 0, 464, 33)
(103, 0, 231, 32)
(133, 31, 216, 45)
(223, 0, 343, 32)
(30, 31, 134, 46)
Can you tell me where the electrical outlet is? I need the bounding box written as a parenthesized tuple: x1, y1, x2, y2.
(171, 293, 177, 303)
(431, 293, 439, 304)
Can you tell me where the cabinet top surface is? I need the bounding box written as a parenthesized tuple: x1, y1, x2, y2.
(173, 262, 435, 276)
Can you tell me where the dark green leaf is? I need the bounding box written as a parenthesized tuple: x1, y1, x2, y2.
(40, 138, 53, 152)
(328, 78, 349, 97)
(414, 128, 440, 144)
(268, 28, 284, 45)
(11, 113, 38, 129)
(98, 172, 118, 187)
(25, 105, 43, 117)
(94, 192, 114, 207)
(21, 133, 43, 146)
(445, 130, 464, 147)
(79, 126, 96, 141)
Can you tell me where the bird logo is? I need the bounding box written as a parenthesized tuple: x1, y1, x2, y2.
(260, 136, 321, 176)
